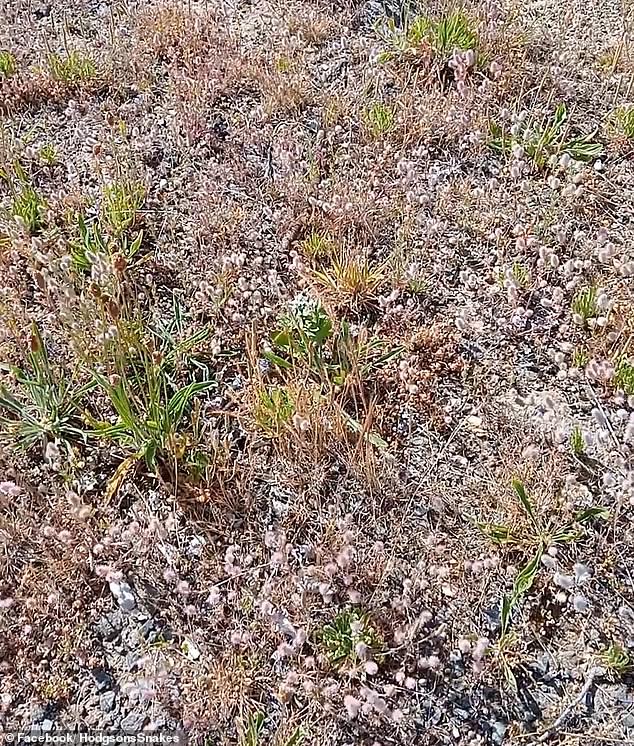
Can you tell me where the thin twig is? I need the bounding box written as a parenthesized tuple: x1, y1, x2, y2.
(537, 666, 605, 742)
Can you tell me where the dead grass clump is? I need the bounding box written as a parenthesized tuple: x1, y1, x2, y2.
(250, 54, 313, 117)
(285, 7, 339, 45)
(135, 4, 221, 67)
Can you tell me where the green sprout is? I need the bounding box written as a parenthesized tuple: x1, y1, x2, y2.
(320, 609, 382, 666)
(0, 50, 17, 77)
(365, 101, 395, 137)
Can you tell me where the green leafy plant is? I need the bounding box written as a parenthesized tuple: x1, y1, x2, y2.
(0, 323, 93, 451)
(88, 338, 214, 471)
(320, 609, 381, 666)
(237, 710, 304, 746)
(70, 213, 144, 274)
(609, 105, 634, 139)
(282, 728, 305, 746)
(365, 102, 394, 137)
(0, 50, 17, 77)
(264, 297, 401, 387)
(490, 104, 603, 169)
(374, 17, 414, 61)
(47, 51, 96, 85)
(102, 180, 145, 236)
(571, 285, 599, 324)
(480, 480, 609, 636)
(600, 643, 632, 674)
(148, 295, 211, 383)
(265, 298, 332, 378)
(39, 143, 58, 165)
(570, 426, 585, 456)
(614, 356, 634, 395)
(238, 711, 265, 746)
(480, 480, 609, 689)
(70, 214, 108, 272)
(253, 386, 295, 437)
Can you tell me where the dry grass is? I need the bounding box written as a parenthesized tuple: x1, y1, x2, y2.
(0, 0, 633, 742)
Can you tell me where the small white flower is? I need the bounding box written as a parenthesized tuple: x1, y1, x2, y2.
(573, 563, 591, 584)
(554, 572, 575, 590)
(572, 594, 589, 612)
(457, 638, 471, 654)
(344, 694, 361, 719)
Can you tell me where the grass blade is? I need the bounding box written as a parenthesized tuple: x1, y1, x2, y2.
(512, 479, 538, 528)
(511, 545, 543, 604)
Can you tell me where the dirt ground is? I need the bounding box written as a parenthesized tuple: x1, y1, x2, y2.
(0, 0, 633, 744)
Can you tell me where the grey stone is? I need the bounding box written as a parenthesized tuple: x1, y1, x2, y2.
(623, 713, 634, 729)
(92, 668, 114, 692)
(110, 581, 136, 611)
(95, 612, 123, 642)
(99, 692, 116, 713)
(492, 721, 507, 744)
(364, 0, 415, 26)
(482, 604, 501, 633)
(140, 620, 157, 641)
(121, 710, 147, 733)
(126, 651, 142, 671)
(41, 720, 54, 733)
(29, 705, 45, 723)
(614, 685, 634, 705)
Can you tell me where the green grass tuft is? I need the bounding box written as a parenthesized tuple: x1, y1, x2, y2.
(88, 335, 214, 472)
(0, 323, 93, 452)
(11, 182, 45, 234)
(614, 357, 634, 395)
(571, 285, 598, 323)
(47, 51, 96, 85)
(429, 10, 478, 56)
(610, 105, 634, 138)
(365, 101, 394, 137)
(102, 180, 145, 236)
(0, 50, 17, 77)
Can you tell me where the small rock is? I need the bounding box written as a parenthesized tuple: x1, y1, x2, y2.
(92, 668, 114, 692)
(623, 713, 634, 729)
(29, 705, 46, 723)
(140, 620, 158, 642)
(41, 720, 54, 733)
(110, 581, 136, 611)
(121, 710, 147, 733)
(126, 651, 142, 671)
(95, 611, 123, 642)
(99, 692, 116, 713)
(492, 720, 507, 744)
(482, 604, 501, 633)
